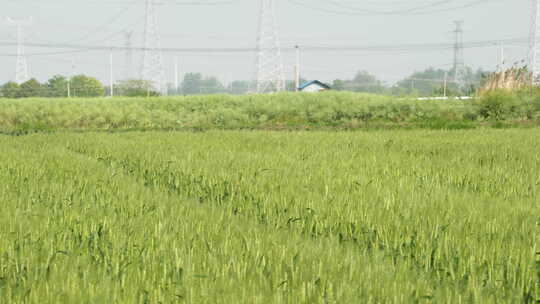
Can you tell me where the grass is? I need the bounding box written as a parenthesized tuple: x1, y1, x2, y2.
(0, 129, 538, 303)
(1, 91, 539, 134)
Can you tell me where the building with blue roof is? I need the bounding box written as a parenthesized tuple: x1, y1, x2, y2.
(298, 80, 331, 92)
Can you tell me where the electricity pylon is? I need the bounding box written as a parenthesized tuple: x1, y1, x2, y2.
(124, 30, 134, 80)
(255, 0, 285, 93)
(141, 0, 166, 95)
(530, 0, 540, 85)
(452, 20, 466, 88)
(6, 17, 32, 84)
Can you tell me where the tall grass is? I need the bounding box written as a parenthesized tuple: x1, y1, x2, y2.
(1, 91, 539, 133)
(0, 129, 538, 303)
(478, 66, 531, 94)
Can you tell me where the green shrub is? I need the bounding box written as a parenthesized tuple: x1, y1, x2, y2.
(476, 90, 518, 120)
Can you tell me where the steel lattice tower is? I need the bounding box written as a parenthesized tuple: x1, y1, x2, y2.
(530, 0, 540, 84)
(141, 0, 166, 95)
(7, 17, 32, 84)
(124, 30, 134, 80)
(255, 0, 285, 93)
(452, 21, 466, 88)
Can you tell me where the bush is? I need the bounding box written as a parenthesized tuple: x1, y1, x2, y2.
(19, 79, 42, 98)
(2, 82, 20, 98)
(116, 79, 160, 97)
(476, 90, 518, 120)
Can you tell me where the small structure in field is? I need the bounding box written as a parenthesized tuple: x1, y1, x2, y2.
(299, 80, 331, 93)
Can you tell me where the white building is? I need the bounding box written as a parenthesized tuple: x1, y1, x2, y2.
(298, 80, 331, 92)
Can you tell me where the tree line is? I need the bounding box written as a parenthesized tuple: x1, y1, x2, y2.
(1, 75, 105, 98)
(0, 67, 489, 98)
(175, 67, 488, 96)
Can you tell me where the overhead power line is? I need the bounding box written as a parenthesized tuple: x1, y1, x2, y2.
(288, 0, 497, 16)
(0, 37, 527, 57)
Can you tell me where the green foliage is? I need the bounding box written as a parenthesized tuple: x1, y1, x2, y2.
(201, 77, 225, 94)
(0, 130, 538, 303)
(70, 75, 105, 97)
(228, 80, 250, 94)
(392, 67, 487, 96)
(286, 78, 308, 91)
(0, 91, 539, 133)
(181, 73, 203, 95)
(116, 79, 159, 97)
(229, 80, 253, 95)
(332, 71, 386, 94)
(181, 73, 226, 95)
(393, 67, 449, 96)
(0, 75, 105, 98)
(1, 81, 21, 98)
(19, 78, 42, 98)
(44, 75, 69, 97)
(476, 88, 540, 121)
(476, 90, 519, 120)
(331, 79, 346, 91)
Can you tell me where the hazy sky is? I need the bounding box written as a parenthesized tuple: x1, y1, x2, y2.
(0, 0, 530, 85)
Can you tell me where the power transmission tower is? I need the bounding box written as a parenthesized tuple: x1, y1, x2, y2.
(255, 0, 285, 93)
(6, 17, 32, 84)
(124, 30, 134, 80)
(452, 21, 466, 88)
(141, 0, 166, 95)
(529, 0, 540, 85)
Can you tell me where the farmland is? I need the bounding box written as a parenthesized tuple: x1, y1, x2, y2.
(0, 129, 538, 303)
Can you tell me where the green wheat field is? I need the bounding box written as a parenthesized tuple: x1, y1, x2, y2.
(0, 129, 539, 303)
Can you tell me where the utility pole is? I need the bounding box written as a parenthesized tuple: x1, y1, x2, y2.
(124, 30, 134, 80)
(499, 41, 505, 72)
(530, 0, 540, 85)
(255, 0, 285, 93)
(294, 45, 301, 91)
(174, 56, 179, 95)
(453, 21, 466, 88)
(443, 71, 448, 98)
(110, 50, 114, 97)
(6, 17, 32, 84)
(68, 59, 75, 98)
(142, 0, 166, 95)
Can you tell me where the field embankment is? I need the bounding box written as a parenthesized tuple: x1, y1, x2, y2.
(1, 90, 539, 134)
